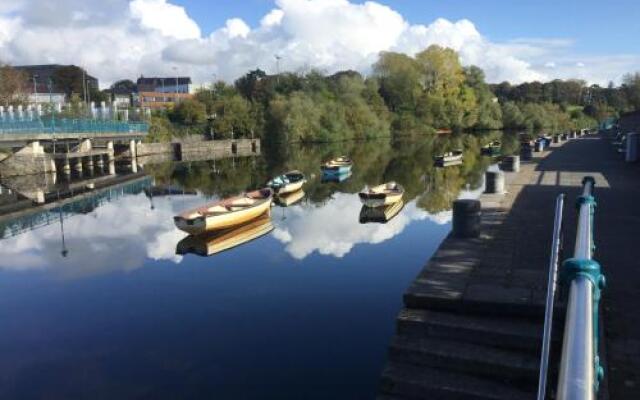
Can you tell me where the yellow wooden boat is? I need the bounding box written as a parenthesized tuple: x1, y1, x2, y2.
(174, 188, 273, 235)
(358, 182, 404, 208)
(176, 212, 274, 256)
(275, 189, 305, 207)
(359, 200, 404, 224)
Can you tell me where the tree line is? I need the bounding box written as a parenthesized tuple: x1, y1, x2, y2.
(149, 46, 608, 143)
(4, 45, 640, 143)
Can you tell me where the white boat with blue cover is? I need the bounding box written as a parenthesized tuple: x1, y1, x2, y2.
(267, 170, 306, 195)
(321, 156, 353, 175)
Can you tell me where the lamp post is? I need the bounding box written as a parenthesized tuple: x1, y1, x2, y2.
(48, 77, 55, 133)
(82, 68, 87, 107)
(86, 79, 92, 114)
(57, 192, 68, 257)
(32, 74, 39, 105)
(172, 67, 178, 94)
(207, 112, 216, 140)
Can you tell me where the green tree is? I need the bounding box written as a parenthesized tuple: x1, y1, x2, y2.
(170, 98, 207, 125)
(0, 64, 27, 106)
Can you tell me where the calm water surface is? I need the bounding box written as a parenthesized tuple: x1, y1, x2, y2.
(0, 134, 513, 399)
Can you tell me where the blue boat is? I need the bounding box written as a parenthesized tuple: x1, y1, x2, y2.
(320, 156, 353, 175)
(321, 171, 352, 183)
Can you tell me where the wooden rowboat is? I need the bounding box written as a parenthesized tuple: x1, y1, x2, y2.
(173, 188, 273, 235)
(481, 141, 501, 156)
(275, 189, 305, 207)
(267, 170, 306, 195)
(321, 156, 353, 175)
(176, 212, 274, 256)
(359, 200, 404, 224)
(434, 150, 463, 167)
(358, 182, 404, 208)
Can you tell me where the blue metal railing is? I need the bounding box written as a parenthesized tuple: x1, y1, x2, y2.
(557, 176, 605, 399)
(0, 117, 148, 135)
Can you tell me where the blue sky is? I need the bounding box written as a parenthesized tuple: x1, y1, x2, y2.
(2, 0, 639, 85)
(175, 0, 640, 55)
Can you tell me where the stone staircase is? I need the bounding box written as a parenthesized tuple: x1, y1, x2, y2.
(379, 304, 564, 399)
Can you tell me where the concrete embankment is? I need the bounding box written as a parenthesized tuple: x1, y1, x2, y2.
(379, 133, 632, 399)
(134, 138, 261, 165)
(0, 138, 261, 177)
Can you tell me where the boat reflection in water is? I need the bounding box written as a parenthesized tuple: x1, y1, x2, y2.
(176, 212, 274, 257)
(321, 171, 352, 183)
(274, 189, 305, 207)
(359, 200, 405, 224)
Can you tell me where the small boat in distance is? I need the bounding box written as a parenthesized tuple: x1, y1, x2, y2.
(174, 188, 273, 235)
(358, 182, 404, 208)
(321, 171, 352, 183)
(321, 156, 353, 175)
(481, 141, 501, 156)
(434, 150, 463, 167)
(267, 170, 306, 195)
(176, 212, 274, 257)
(359, 200, 404, 224)
(275, 189, 305, 207)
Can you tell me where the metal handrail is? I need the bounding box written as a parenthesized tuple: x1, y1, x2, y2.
(537, 193, 565, 400)
(557, 176, 604, 400)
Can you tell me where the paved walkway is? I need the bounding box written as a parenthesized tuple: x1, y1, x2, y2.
(379, 134, 640, 399)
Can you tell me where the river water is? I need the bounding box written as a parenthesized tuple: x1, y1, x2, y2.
(0, 133, 514, 399)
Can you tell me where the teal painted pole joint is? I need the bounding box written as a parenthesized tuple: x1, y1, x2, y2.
(561, 257, 606, 391)
(561, 258, 602, 288)
(575, 194, 596, 210)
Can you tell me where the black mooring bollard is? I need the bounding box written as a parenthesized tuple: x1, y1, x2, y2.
(485, 170, 506, 194)
(501, 155, 520, 172)
(453, 199, 481, 238)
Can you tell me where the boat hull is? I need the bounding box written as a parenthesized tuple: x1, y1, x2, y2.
(275, 189, 305, 207)
(176, 213, 274, 256)
(358, 192, 403, 207)
(276, 179, 305, 195)
(359, 201, 404, 224)
(321, 165, 352, 175)
(435, 157, 463, 167)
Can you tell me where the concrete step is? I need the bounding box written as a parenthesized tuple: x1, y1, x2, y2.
(403, 283, 547, 317)
(388, 335, 540, 385)
(379, 361, 534, 400)
(396, 308, 560, 353)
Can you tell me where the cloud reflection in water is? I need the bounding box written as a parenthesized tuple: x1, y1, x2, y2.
(0, 187, 470, 276)
(272, 192, 450, 260)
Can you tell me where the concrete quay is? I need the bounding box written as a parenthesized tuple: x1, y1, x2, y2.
(380, 134, 639, 399)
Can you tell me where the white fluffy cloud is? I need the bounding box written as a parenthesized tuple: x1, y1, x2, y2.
(0, 0, 637, 86)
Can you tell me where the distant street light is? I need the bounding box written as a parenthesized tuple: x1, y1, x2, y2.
(172, 66, 178, 94)
(32, 74, 39, 105)
(275, 54, 282, 75)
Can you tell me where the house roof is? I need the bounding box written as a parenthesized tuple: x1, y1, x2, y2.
(137, 77, 192, 86)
